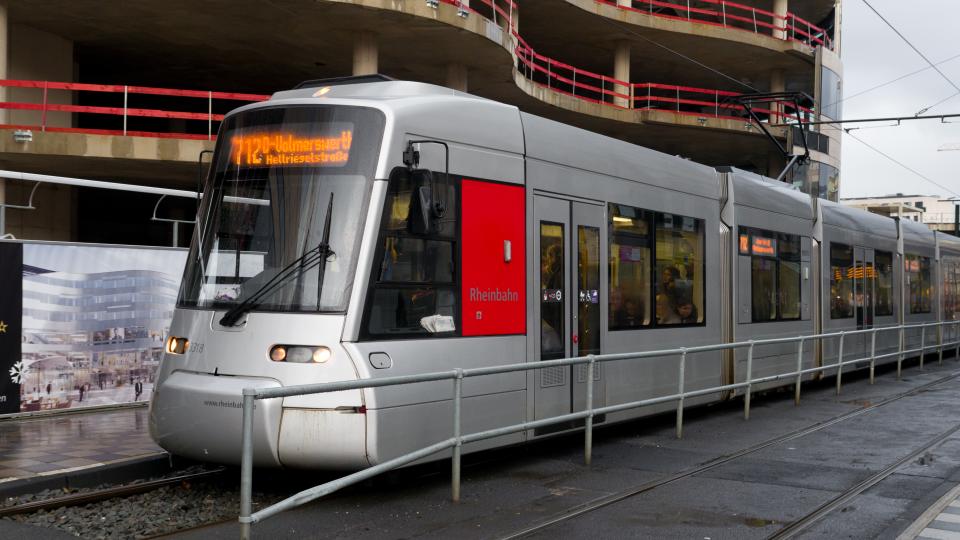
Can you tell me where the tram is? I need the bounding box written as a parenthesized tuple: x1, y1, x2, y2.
(149, 76, 954, 469)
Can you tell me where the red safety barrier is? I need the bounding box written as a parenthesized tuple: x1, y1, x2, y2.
(0, 79, 268, 140)
(596, 0, 833, 50)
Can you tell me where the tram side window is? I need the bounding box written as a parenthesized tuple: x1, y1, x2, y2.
(830, 243, 854, 319)
(875, 251, 894, 316)
(906, 253, 932, 314)
(740, 227, 801, 322)
(365, 168, 459, 336)
(608, 204, 651, 329)
(654, 212, 705, 326)
(944, 257, 960, 320)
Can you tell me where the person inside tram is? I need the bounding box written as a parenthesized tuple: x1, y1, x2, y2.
(673, 281, 698, 325)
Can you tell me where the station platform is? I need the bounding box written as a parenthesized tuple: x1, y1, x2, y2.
(0, 407, 162, 483)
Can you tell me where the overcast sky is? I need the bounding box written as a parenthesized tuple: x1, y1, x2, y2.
(840, 0, 960, 199)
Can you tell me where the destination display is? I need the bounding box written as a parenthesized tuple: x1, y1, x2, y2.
(230, 127, 354, 168)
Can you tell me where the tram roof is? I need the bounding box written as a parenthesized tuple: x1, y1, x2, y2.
(820, 199, 899, 240)
(727, 169, 814, 221)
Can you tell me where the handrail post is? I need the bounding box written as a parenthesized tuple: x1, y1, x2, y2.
(794, 337, 804, 405)
(208, 91, 213, 141)
(676, 349, 687, 439)
(585, 355, 595, 464)
(920, 325, 926, 370)
(451, 368, 463, 502)
(869, 328, 877, 385)
(898, 325, 904, 379)
(836, 332, 845, 395)
(939, 323, 944, 365)
(239, 389, 256, 540)
(41, 81, 48, 132)
(123, 85, 128, 136)
(744, 341, 754, 420)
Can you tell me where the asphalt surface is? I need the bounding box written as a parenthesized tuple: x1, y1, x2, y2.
(161, 357, 960, 540)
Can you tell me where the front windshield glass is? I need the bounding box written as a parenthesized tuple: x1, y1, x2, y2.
(178, 105, 385, 313)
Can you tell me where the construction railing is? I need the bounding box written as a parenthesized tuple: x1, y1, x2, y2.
(598, 0, 833, 50)
(238, 320, 960, 538)
(0, 80, 269, 140)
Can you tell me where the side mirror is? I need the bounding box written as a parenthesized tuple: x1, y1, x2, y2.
(407, 169, 444, 235)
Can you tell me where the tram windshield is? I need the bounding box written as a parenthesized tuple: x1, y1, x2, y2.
(178, 105, 385, 313)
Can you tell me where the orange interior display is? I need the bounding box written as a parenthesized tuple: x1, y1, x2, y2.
(751, 236, 776, 256)
(230, 130, 353, 167)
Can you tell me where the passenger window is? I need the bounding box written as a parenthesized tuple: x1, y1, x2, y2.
(608, 204, 651, 329)
(741, 227, 801, 322)
(944, 257, 960, 320)
(875, 251, 894, 316)
(654, 212, 705, 326)
(830, 243, 854, 319)
(906, 253, 931, 314)
(365, 168, 458, 337)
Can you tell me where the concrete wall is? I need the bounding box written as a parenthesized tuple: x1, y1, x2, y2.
(9, 24, 75, 128)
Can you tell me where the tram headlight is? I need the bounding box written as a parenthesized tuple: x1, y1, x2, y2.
(165, 336, 189, 355)
(269, 345, 331, 363)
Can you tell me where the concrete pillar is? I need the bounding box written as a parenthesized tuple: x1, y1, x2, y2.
(770, 68, 785, 124)
(613, 40, 631, 108)
(353, 32, 378, 76)
(446, 63, 468, 92)
(773, 0, 789, 40)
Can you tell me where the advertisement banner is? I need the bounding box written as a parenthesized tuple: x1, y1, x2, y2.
(12, 242, 187, 413)
(0, 243, 23, 414)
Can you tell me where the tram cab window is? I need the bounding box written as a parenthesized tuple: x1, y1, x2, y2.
(365, 168, 459, 337)
(905, 253, 931, 314)
(608, 204, 651, 329)
(830, 243, 854, 319)
(875, 251, 894, 316)
(654, 213, 705, 326)
(740, 227, 801, 322)
(608, 204, 705, 329)
(943, 257, 960, 320)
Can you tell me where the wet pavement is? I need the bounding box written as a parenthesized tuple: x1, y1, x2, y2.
(173, 358, 960, 539)
(0, 407, 162, 481)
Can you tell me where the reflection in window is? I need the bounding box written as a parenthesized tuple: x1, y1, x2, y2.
(906, 253, 932, 314)
(830, 243, 854, 319)
(944, 257, 960, 320)
(655, 213, 705, 326)
(541, 223, 565, 360)
(608, 204, 651, 329)
(875, 251, 894, 316)
(741, 227, 801, 322)
(366, 168, 458, 337)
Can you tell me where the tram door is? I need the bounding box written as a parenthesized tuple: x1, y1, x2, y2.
(533, 195, 605, 425)
(853, 247, 876, 355)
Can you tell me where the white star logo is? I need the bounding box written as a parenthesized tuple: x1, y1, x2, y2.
(0, 320, 7, 333)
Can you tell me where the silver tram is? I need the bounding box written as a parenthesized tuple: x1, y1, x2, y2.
(149, 77, 955, 469)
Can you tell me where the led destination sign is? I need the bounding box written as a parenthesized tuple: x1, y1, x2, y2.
(230, 129, 354, 168)
(739, 234, 777, 256)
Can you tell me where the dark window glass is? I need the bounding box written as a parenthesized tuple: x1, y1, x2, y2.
(654, 212, 705, 326)
(540, 222, 565, 360)
(830, 243, 854, 319)
(944, 257, 960, 321)
(742, 227, 801, 322)
(578, 226, 601, 356)
(365, 167, 458, 337)
(820, 66, 843, 120)
(608, 204, 651, 329)
(875, 251, 894, 316)
(906, 254, 931, 314)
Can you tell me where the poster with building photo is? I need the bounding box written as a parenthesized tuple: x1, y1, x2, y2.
(16, 242, 187, 413)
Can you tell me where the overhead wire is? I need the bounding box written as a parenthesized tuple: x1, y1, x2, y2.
(861, 0, 960, 115)
(824, 50, 960, 110)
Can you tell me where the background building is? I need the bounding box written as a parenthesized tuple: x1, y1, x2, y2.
(842, 194, 960, 233)
(0, 0, 842, 245)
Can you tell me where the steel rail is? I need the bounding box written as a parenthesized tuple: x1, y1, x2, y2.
(768, 422, 960, 539)
(0, 468, 226, 518)
(497, 368, 960, 540)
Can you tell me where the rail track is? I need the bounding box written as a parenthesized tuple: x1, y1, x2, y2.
(498, 365, 960, 539)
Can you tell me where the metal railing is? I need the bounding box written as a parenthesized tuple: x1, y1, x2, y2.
(238, 320, 960, 538)
(0, 80, 269, 140)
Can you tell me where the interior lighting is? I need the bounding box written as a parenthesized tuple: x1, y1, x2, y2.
(612, 216, 633, 223)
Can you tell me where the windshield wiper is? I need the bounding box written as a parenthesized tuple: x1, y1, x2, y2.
(219, 193, 335, 327)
